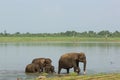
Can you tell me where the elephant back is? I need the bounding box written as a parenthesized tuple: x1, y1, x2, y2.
(32, 58, 46, 66)
(25, 63, 40, 73)
(60, 53, 77, 60)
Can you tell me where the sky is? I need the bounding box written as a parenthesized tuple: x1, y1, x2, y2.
(0, 0, 120, 33)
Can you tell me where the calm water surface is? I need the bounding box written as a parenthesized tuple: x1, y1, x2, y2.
(0, 42, 120, 80)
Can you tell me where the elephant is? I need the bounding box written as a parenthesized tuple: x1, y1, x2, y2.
(44, 58, 55, 73)
(25, 63, 40, 73)
(58, 52, 86, 74)
(45, 58, 52, 64)
(32, 58, 46, 72)
(44, 64, 55, 73)
(32, 58, 52, 72)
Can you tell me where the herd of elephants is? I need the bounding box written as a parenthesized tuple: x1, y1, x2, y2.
(25, 52, 87, 74)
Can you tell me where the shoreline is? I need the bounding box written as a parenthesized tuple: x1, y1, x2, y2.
(42, 73, 120, 80)
(50, 73, 120, 80)
(33, 73, 120, 80)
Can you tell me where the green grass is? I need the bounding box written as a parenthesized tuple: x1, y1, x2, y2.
(33, 73, 120, 80)
(0, 37, 120, 42)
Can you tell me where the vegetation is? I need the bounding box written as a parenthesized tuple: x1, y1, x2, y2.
(0, 30, 120, 37)
(0, 37, 120, 42)
(0, 30, 120, 42)
(26, 73, 120, 80)
(46, 73, 120, 80)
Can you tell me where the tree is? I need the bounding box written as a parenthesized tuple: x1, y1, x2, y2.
(112, 31, 120, 37)
(98, 30, 111, 37)
(4, 30, 7, 35)
(65, 31, 77, 37)
(88, 31, 96, 37)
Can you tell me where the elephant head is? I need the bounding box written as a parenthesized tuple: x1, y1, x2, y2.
(45, 58, 52, 64)
(77, 53, 87, 74)
(44, 64, 55, 73)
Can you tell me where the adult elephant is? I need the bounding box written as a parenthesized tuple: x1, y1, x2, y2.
(58, 52, 87, 74)
(32, 58, 52, 72)
(25, 63, 40, 73)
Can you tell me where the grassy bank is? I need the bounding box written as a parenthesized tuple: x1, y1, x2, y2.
(34, 73, 120, 80)
(0, 37, 120, 42)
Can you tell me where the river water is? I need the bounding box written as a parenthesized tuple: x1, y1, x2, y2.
(0, 42, 120, 80)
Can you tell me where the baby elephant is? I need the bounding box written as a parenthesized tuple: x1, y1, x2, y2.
(44, 58, 55, 73)
(25, 63, 40, 73)
(32, 58, 46, 72)
(44, 64, 55, 73)
(32, 58, 52, 72)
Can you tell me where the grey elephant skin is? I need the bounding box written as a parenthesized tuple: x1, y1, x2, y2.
(58, 52, 86, 74)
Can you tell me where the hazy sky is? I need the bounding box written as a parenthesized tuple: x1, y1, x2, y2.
(0, 0, 120, 33)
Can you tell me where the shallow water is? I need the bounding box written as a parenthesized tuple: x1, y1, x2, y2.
(0, 42, 120, 79)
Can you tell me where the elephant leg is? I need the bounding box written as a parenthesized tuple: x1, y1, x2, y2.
(40, 67, 44, 72)
(58, 67, 61, 74)
(76, 61, 79, 67)
(34, 68, 37, 72)
(73, 61, 78, 72)
(51, 66, 55, 73)
(36, 68, 40, 73)
(73, 67, 77, 72)
(66, 68, 69, 74)
(74, 67, 80, 74)
(41, 68, 43, 72)
(76, 67, 80, 74)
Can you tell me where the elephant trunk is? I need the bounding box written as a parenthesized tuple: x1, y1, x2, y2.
(83, 60, 86, 74)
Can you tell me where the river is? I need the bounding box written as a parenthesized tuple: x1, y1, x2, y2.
(0, 42, 120, 80)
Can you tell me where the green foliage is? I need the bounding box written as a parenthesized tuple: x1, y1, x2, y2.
(0, 30, 120, 37)
(41, 72, 48, 76)
(0, 37, 120, 42)
(69, 72, 78, 76)
(24, 73, 120, 80)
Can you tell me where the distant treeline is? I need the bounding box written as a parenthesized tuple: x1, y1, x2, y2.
(0, 30, 120, 37)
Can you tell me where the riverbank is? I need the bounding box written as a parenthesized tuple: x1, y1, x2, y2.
(0, 37, 120, 42)
(34, 73, 120, 80)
